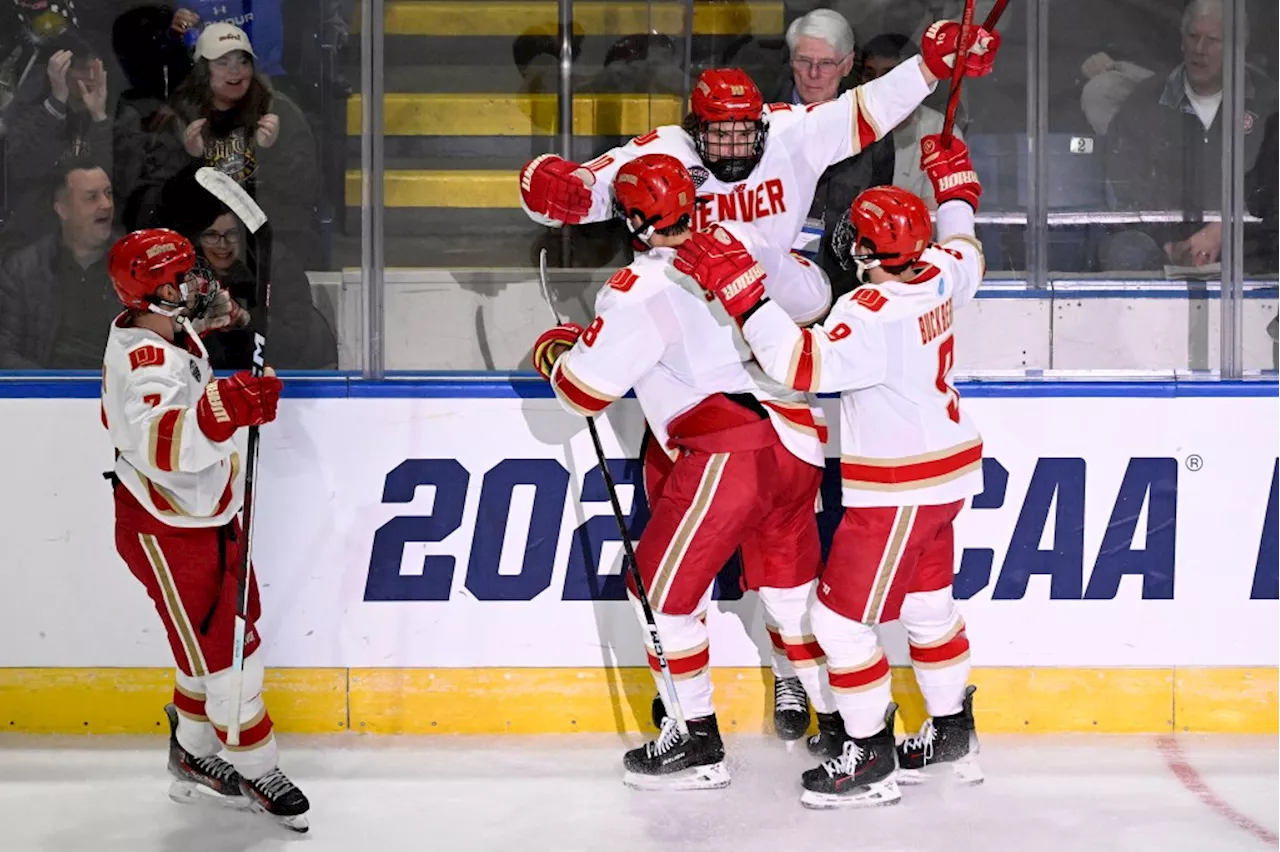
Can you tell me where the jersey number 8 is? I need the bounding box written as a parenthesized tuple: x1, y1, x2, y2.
(582, 316, 604, 347)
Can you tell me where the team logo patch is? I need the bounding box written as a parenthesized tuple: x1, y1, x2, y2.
(128, 345, 165, 371)
(189, 360, 202, 383)
(688, 165, 711, 188)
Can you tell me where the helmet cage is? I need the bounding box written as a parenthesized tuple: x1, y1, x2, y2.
(693, 118, 769, 183)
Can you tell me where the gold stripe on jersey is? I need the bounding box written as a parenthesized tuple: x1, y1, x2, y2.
(863, 507, 916, 623)
(554, 362, 617, 416)
(141, 534, 208, 678)
(940, 234, 986, 277)
(842, 436, 983, 470)
(850, 87, 881, 155)
(649, 453, 728, 610)
(763, 400, 824, 440)
(167, 411, 185, 472)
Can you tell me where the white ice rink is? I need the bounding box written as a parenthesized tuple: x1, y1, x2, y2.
(1, 734, 1276, 852)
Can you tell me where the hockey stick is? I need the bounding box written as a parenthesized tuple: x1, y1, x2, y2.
(537, 249, 690, 738)
(195, 167, 272, 747)
(940, 0, 1011, 147)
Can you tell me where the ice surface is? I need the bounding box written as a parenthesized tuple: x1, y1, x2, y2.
(1, 734, 1275, 852)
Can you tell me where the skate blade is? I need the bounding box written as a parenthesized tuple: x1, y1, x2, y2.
(623, 761, 731, 791)
(800, 778, 901, 810)
(243, 797, 311, 833)
(897, 757, 984, 787)
(167, 780, 252, 811)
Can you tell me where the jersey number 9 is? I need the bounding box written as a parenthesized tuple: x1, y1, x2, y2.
(936, 335, 960, 424)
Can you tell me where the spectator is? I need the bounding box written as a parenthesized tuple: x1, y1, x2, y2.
(1102, 0, 1277, 272)
(860, 33, 959, 210)
(119, 23, 320, 266)
(181, 0, 286, 79)
(2, 46, 113, 247)
(781, 9, 894, 299)
(156, 164, 337, 369)
(0, 158, 120, 368)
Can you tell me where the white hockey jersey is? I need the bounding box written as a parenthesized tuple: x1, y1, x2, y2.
(523, 58, 936, 259)
(740, 201, 986, 508)
(548, 225, 828, 469)
(102, 315, 242, 528)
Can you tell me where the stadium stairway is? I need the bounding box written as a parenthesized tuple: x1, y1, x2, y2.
(335, 0, 786, 267)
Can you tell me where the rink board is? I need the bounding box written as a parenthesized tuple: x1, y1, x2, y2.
(0, 378, 1276, 734)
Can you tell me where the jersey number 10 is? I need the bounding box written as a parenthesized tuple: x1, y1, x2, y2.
(936, 335, 960, 424)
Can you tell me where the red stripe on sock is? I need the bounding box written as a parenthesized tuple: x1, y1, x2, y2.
(828, 654, 890, 690)
(648, 646, 710, 677)
(910, 629, 970, 665)
(172, 689, 206, 719)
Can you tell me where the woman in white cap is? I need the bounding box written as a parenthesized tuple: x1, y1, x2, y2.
(120, 23, 321, 266)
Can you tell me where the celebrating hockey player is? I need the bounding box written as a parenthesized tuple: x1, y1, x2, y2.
(101, 229, 309, 831)
(679, 134, 987, 808)
(521, 17, 999, 739)
(533, 153, 844, 790)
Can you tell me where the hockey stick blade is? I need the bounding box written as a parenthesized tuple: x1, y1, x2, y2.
(537, 248, 561, 324)
(195, 167, 268, 234)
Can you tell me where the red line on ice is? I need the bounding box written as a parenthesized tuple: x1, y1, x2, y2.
(1156, 735, 1279, 846)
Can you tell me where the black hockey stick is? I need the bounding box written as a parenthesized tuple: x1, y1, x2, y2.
(195, 167, 272, 747)
(537, 249, 690, 738)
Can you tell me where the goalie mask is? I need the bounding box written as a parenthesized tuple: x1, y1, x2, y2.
(689, 69, 768, 183)
(612, 153, 696, 249)
(833, 186, 932, 284)
(108, 229, 220, 319)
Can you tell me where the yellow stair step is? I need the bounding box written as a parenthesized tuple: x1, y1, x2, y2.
(345, 169, 519, 208)
(371, 1, 782, 36)
(349, 92, 684, 136)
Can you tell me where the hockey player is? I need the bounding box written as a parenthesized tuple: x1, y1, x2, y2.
(533, 153, 841, 790)
(101, 228, 309, 832)
(521, 18, 999, 738)
(680, 134, 987, 808)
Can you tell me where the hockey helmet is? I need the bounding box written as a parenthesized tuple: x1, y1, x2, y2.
(108, 229, 218, 318)
(689, 68, 768, 183)
(613, 153, 696, 247)
(833, 186, 932, 280)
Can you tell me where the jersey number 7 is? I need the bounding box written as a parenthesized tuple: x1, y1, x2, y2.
(936, 335, 960, 424)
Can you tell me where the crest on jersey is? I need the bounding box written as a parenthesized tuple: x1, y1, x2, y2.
(688, 165, 711, 188)
(189, 360, 202, 383)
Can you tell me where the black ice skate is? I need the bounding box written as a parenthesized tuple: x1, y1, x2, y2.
(805, 710, 848, 760)
(773, 675, 811, 742)
(623, 715, 730, 791)
(164, 703, 248, 810)
(800, 704, 901, 809)
(896, 684, 983, 786)
(240, 768, 311, 833)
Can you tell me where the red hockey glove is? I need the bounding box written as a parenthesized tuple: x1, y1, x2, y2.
(519, 154, 594, 225)
(196, 369, 284, 442)
(674, 225, 767, 319)
(533, 322, 584, 381)
(921, 134, 982, 211)
(921, 20, 1001, 80)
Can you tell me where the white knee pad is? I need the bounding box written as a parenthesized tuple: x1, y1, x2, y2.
(899, 588, 963, 647)
(810, 598, 879, 666)
(631, 595, 714, 718)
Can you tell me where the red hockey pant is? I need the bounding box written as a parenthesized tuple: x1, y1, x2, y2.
(814, 502, 973, 737)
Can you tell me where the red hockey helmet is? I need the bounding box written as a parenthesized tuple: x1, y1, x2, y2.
(108, 228, 214, 317)
(836, 186, 932, 275)
(689, 68, 768, 182)
(613, 153, 696, 246)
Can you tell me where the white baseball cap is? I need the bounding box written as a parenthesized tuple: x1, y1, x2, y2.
(194, 23, 258, 61)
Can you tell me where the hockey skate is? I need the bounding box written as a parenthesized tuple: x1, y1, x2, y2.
(240, 769, 311, 833)
(164, 704, 249, 810)
(800, 704, 901, 809)
(773, 675, 811, 742)
(896, 684, 983, 786)
(805, 710, 848, 760)
(623, 715, 731, 791)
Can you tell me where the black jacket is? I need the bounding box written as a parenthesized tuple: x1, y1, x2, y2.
(0, 231, 121, 369)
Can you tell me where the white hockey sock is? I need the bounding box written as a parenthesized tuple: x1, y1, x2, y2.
(632, 596, 715, 719)
(760, 583, 836, 714)
(203, 650, 280, 780)
(173, 671, 220, 758)
(811, 599, 892, 738)
(901, 589, 972, 718)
